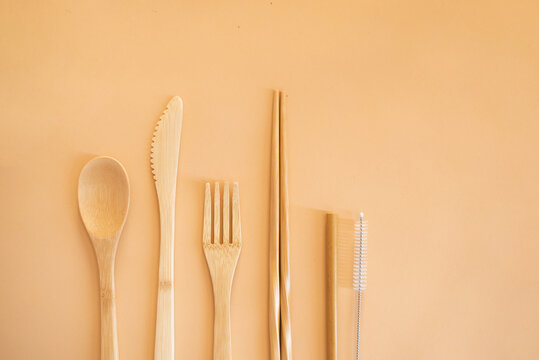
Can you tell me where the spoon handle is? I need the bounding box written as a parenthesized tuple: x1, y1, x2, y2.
(99, 260, 119, 360)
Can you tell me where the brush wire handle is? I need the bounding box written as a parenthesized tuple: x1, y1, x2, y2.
(98, 254, 119, 360)
(355, 291, 361, 360)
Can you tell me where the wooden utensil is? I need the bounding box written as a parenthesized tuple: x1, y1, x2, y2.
(279, 91, 292, 360)
(269, 90, 281, 360)
(270, 89, 294, 359)
(326, 213, 338, 360)
(78, 156, 130, 360)
(151, 96, 183, 360)
(203, 182, 242, 360)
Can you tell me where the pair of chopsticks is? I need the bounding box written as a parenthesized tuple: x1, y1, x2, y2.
(269, 90, 292, 360)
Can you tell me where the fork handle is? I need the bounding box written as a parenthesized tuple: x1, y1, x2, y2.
(212, 277, 233, 360)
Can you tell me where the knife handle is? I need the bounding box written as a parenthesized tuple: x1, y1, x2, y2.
(154, 205, 175, 360)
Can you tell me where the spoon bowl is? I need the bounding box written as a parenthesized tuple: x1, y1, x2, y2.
(78, 156, 129, 360)
(78, 156, 130, 240)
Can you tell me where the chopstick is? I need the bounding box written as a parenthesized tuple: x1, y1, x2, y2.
(270, 89, 294, 359)
(279, 91, 292, 360)
(269, 90, 281, 360)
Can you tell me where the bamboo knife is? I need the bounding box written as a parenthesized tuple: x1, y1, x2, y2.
(151, 96, 183, 360)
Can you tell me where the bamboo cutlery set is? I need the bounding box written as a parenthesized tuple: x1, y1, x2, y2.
(77, 92, 368, 360)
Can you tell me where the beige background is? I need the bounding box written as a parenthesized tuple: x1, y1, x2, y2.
(1, 0, 538, 359)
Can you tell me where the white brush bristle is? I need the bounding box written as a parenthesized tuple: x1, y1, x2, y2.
(353, 215, 368, 292)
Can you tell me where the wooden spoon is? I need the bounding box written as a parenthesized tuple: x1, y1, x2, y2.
(78, 156, 130, 360)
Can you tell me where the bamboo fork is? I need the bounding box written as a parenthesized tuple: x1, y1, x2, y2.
(203, 182, 242, 360)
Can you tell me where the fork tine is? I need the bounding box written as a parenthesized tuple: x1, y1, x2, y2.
(223, 183, 230, 244)
(232, 182, 241, 244)
(203, 183, 212, 244)
(214, 182, 221, 244)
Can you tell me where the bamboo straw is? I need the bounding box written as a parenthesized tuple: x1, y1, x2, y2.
(269, 89, 281, 360)
(279, 91, 292, 360)
(326, 213, 338, 360)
